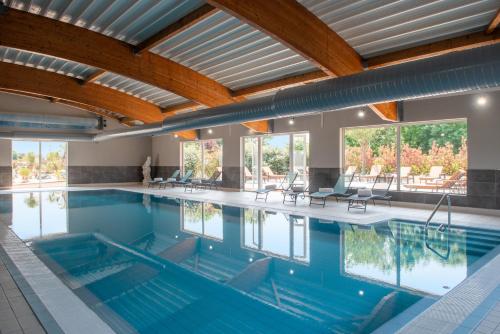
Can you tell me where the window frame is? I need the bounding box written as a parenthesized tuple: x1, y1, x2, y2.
(180, 138, 223, 179)
(341, 118, 468, 194)
(241, 131, 310, 190)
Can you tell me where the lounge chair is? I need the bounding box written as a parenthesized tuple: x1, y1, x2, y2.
(147, 177, 163, 188)
(186, 170, 222, 191)
(262, 166, 283, 182)
(358, 164, 383, 182)
(157, 170, 180, 189)
(347, 175, 394, 212)
(276, 172, 298, 190)
(169, 170, 193, 188)
(419, 165, 443, 183)
(282, 184, 309, 205)
(405, 170, 465, 192)
(399, 166, 414, 184)
(244, 167, 253, 180)
(309, 174, 355, 207)
(345, 165, 357, 176)
(254, 172, 298, 202)
(255, 184, 277, 201)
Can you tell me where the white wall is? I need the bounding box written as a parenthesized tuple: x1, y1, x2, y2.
(68, 118, 151, 166)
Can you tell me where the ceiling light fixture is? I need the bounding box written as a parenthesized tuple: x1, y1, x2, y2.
(288, 118, 295, 125)
(476, 96, 487, 107)
(208, 128, 213, 134)
(357, 110, 365, 118)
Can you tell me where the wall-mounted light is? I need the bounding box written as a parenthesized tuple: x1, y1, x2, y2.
(209, 245, 213, 250)
(248, 257, 254, 263)
(174, 134, 179, 138)
(288, 118, 295, 125)
(358, 290, 364, 296)
(476, 96, 488, 107)
(208, 128, 213, 134)
(357, 110, 365, 118)
(289, 269, 294, 275)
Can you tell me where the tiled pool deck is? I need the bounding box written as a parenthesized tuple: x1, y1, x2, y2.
(1, 184, 500, 333)
(0, 257, 45, 334)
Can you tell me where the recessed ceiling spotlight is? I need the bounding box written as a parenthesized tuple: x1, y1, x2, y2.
(476, 96, 487, 106)
(208, 128, 213, 134)
(288, 118, 295, 125)
(174, 134, 179, 138)
(357, 110, 365, 118)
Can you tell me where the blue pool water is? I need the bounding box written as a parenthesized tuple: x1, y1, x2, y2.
(2, 189, 500, 333)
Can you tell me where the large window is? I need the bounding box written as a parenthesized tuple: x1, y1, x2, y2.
(182, 139, 222, 179)
(243, 133, 309, 191)
(343, 120, 467, 193)
(12, 141, 68, 188)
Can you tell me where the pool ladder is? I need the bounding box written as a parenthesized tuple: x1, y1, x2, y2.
(425, 193, 451, 232)
(424, 193, 451, 260)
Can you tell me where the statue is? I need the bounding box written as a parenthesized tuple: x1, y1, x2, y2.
(142, 156, 151, 185)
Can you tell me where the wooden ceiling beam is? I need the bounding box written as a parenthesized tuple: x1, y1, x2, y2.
(161, 101, 201, 116)
(81, 69, 106, 85)
(0, 62, 165, 123)
(134, 4, 218, 54)
(233, 70, 328, 98)
(486, 8, 500, 34)
(208, 0, 397, 121)
(0, 6, 236, 108)
(241, 121, 272, 133)
(174, 130, 199, 140)
(367, 30, 500, 68)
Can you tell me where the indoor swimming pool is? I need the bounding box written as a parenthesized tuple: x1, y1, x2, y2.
(1, 189, 500, 333)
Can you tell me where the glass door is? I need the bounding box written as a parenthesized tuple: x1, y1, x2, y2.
(293, 133, 309, 187)
(12, 141, 67, 188)
(242, 133, 309, 191)
(243, 137, 259, 190)
(262, 134, 290, 188)
(40, 142, 68, 187)
(12, 141, 39, 187)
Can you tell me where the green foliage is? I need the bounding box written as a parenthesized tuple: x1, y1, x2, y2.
(24, 193, 39, 208)
(344, 222, 467, 274)
(344, 122, 467, 176)
(183, 142, 203, 178)
(19, 167, 31, 180)
(263, 147, 290, 174)
(401, 122, 466, 154)
(183, 140, 222, 179)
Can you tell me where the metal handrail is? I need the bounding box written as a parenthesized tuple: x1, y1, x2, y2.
(425, 193, 451, 232)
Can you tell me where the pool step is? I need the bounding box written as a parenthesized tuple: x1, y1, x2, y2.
(182, 251, 247, 282)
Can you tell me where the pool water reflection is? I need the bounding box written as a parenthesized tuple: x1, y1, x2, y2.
(1, 190, 500, 333)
